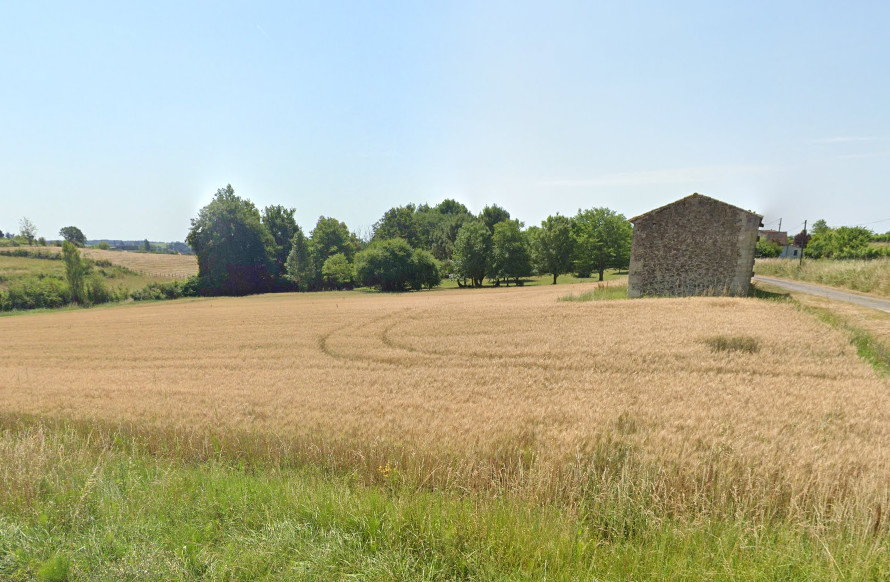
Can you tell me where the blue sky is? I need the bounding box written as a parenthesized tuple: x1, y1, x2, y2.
(2, 1, 888, 241)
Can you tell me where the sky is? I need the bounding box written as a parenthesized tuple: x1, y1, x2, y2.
(2, 1, 889, 241)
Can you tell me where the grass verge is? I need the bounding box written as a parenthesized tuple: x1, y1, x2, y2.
(755, 258, 890, 298)
(2, 417, 890, 580)
(797, 303, 890, 377)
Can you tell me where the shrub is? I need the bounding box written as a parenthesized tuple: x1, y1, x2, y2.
(1, 277, 68, 310)
(130, 277, 200, 301)
(354, 238, 416, 291)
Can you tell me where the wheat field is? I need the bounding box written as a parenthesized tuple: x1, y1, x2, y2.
(79, 248, 198, 279)
(2, 282, 889, 522)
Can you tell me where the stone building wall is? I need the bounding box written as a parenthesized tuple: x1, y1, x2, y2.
(627, 194, 761, 297)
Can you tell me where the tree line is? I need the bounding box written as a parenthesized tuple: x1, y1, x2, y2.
(185, 184, 633, 295)
(756, 219, 890, 259)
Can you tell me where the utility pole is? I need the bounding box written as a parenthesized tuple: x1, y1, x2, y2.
(799, 220, 806, 267)
(778, 218, 782, 232)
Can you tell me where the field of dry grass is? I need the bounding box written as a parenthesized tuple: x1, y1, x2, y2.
(77, 247, 198, 279)
(2, 282, 889, 526)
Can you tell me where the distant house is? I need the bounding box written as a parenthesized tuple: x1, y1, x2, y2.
(758, 229, 788, 246)
(627, 193, 763, 297)
(779, 245, 802, 259)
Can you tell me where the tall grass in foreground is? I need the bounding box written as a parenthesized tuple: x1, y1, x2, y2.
(756, 257, 890, 297)
(3, 419, 890, 580)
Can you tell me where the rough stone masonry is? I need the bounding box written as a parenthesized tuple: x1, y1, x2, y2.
(627, 193, 762, 297)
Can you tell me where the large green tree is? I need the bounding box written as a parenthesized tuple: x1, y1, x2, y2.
(308, 216, 360, 288)
(452, 220, 492, 287)
(534, 214, 575, 285)
(354, 238, 414, 291)
(480, 204, 511, 234)
(572, 208, 632, 281)
(262, 205, 298, 277)
(284, 227, 313, 290)
(59, 226, 87, 247)
(490, 219, 532, 286)
(372, 204, 421, 248)
(186, 185, 276, 296)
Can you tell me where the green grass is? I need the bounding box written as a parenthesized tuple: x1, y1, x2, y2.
(2, 418, 890, 580)
(558, 284, 628, 302)
(798, 304, 890, 377)
(438, 270, 628, 289)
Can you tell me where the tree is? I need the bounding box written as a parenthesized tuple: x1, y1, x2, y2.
(452, 220, 492, 287)
(534, 214, 575, 284)
(321, 253, 354, 289)
(285, 227, 313, 290)
(792, 229, 811, 250)
(491, 219, 532, 285)
(572, 208, 633, 281)
(804, 223, 877, 259)
(480, 204, 511, 234)
(755, 239, 782, 258)
(262, 205, 298, 276)
(410, 249, 442, 290)
(59, 226, 87, 247)
(143, 239, 151, 252)
(354, 238, 416, 291)
(62, 241, 89, 304)
(185, 184, 276, 296)
(19, 217, 37, 246)
(372, 204, 421, 248)
(308, 216, 360, 288)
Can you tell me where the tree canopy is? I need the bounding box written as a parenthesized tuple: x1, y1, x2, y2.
(572, 208, 632, 280)
(59, 226, 87, 247)
(534, 214, 575, 285)
(186, 185, 277, 296)
(491, 219, 532, 285)
(452, 220, 492, 287)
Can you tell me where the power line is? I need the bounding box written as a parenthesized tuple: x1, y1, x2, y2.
(855, 217, 890, 227)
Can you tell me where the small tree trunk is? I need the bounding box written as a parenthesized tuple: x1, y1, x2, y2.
(552, 273, 557, 285)
(598, 269, 605, 281)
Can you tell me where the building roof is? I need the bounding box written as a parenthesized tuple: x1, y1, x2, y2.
(629, 193, 763, 224)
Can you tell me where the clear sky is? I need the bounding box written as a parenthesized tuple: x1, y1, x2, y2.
(2, 1, 889, 241)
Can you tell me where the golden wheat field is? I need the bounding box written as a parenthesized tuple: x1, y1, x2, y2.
(2, 283, 889, 518)
(79, 247, 198, 279)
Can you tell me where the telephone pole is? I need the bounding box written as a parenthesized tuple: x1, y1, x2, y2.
(799, 220, 806, 267)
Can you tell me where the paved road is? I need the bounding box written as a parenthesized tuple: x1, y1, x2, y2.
(753, 276, 890, 314)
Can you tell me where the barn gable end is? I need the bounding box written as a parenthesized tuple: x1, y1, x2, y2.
(627, 193, 762, 298)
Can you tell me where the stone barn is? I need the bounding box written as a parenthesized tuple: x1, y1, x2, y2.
(627, 193, 762, 297)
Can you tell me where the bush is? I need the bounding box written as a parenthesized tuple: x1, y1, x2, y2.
(321, 253, 355, 290)
(130, 277, 200, 301)
(410, 249, 441, 290)
(0, 276, 68, 311)
(354, 239, 416, 291)
(755, 239, 782, 258)
(86, 275, 120, 305)
(0, 248, 61, 260)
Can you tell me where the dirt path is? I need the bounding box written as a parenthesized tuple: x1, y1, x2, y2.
(753, 276, 890, 314)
